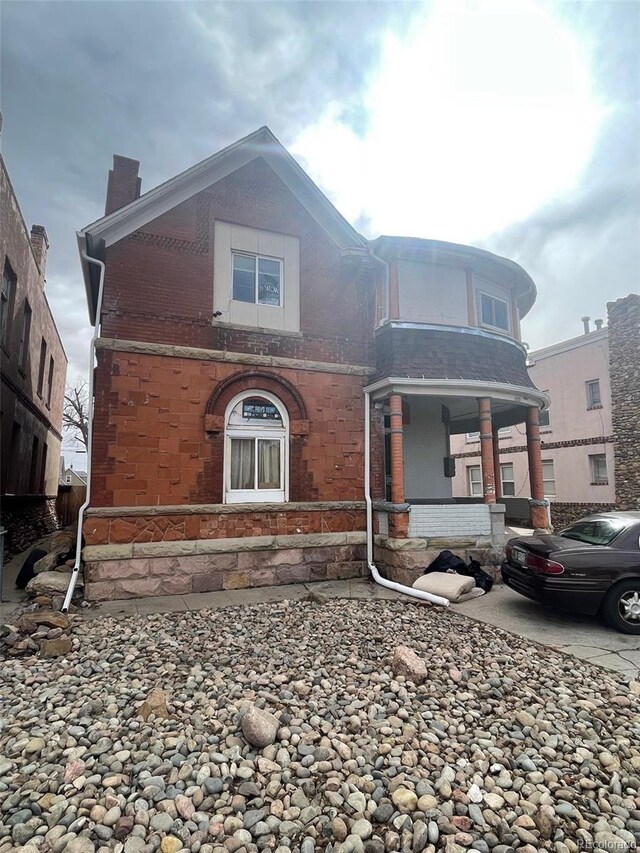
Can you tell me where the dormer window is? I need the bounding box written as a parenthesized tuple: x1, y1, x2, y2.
(232, 254, 282, 306)
(214, 222, 300, 332)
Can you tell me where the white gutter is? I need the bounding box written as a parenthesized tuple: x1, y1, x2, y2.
(61, 250, 105, 612)
(364, 390, 450, 607)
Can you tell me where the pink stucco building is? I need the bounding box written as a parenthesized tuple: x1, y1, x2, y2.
(451, 317, 616, 529)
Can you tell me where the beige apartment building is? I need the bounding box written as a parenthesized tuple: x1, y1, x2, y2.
(451, 316, 617, 530)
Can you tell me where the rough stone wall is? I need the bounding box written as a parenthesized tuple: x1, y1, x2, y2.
(0, 497, 59, 559)
(84, 507, 366, 546)
(550, 502, 618, 531)
(608, 295, 640, 510)
(84, 543, 368, 601)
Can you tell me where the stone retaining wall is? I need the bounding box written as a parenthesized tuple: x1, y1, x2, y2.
(550, 502, 617, 531)
(84, 534, 367, 600)
(0, 497, 59, 561)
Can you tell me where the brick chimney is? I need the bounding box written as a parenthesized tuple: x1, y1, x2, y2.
(30, 225, 49, 279)
(105, 155, 141, 215)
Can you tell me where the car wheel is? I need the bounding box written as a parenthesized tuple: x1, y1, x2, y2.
(601, 579, 640, 634)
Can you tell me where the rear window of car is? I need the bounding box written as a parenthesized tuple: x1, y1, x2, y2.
(560, 518, 629, 546)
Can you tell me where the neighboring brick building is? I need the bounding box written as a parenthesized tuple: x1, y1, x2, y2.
(77, 127, 549, 600)
(1, 151, 67, 556)
(451, 301, 639, 529)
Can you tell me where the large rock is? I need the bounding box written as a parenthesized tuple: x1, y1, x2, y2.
(40, 636, 72, 658)
(33, 527, 78, 574)
(138, 688, 169, 721)
(392, 645, 428, 684)
(241, 704, 279, 748)
(26, 571, 79, 597)
(16, 610, 70, 634)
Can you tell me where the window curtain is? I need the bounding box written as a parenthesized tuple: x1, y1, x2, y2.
(230, 439, 255, 489)
(258, 440, 281, 489)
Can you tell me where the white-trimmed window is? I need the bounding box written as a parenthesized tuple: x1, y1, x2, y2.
(224, 391, 288, 503)
(478, 291, 509, 332)
(467, 426, 510, 442)
(589, 453, 608, 485)
(586, 379, 601, 408)
(468, 465, 482, 496)
(542, 460, 555, 497)
(539, 405, 550, 428)
(500, 463, 515, 497)
(466, 431, 480, 442)
(232, 253, 282, 307)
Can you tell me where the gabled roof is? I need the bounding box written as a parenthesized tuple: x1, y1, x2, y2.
(78, 126, 367, 323)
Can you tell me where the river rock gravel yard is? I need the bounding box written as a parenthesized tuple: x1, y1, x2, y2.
(1, 598, 639, 853)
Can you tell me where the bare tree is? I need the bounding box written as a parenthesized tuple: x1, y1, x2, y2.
(63, 379, 89, 449)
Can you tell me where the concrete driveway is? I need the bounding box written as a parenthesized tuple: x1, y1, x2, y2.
(456, 582, 640, 679)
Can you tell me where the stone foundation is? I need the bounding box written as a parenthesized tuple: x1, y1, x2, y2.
(83, 532, 368, 600)
(550, 502, 617, 531)
(0, 496, 59, 561)
(84, 502, 366, 545)
(373, 534, 503, 587)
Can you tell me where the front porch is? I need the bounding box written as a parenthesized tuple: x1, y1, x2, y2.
(367, 377, 550, 583)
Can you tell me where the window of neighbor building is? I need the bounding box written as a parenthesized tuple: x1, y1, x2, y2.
(39, 443, 48, 493)
(46, 356, 55, 406)
(478, 292, 509, 332)
(232, 253, 282, 306)
(500, 463, 516, 496)
(586, 379, 602, 408)
(37, 337, 47, 396)
(29, 436, 40, 493)
(7, 421, 21, 492)
(542, 460, 555, 496)
(468, 465, 482, 496)
(224, 391, 288, 503)
(1, 259, 16, 347)
(589, 453, 608, 485)
(65, 474, 72, 485)
(539, 407, 550, 428)
(18, 300, 32, 371)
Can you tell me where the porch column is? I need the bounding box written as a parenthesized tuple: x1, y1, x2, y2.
(389, 394, 405, 504)
(478, 397, 496, 504)
(526, 406, 550, 528)
(492, 429, 502, 501)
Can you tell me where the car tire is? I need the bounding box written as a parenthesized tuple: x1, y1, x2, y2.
(601, 579, 640, 634)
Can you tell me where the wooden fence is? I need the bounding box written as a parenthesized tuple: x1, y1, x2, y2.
(56, 485, 86, 528)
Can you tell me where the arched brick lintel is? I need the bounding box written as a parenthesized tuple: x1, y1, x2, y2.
(205, 369, 309, 434)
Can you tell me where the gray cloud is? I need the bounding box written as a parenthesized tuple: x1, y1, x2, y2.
(1, 0, 638, 383)
(1, 0, 416, 380)
(480, 0, 640, 345)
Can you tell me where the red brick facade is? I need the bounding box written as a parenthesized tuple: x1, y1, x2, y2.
(91, 349, 368, 508)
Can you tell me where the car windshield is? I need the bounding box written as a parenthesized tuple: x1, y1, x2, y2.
(560, 518, 628, 546)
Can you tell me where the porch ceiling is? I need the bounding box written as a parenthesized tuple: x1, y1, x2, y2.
(365, 377, 548, 433)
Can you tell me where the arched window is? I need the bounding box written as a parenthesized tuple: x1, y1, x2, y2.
(224, 390, 288, 503)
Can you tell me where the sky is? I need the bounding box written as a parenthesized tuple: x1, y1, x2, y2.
(2, 0, 639, 424)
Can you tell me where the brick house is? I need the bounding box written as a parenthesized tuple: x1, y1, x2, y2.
(1, 148, 67, 556)
(77, 127, 549, 601)
(451, 297, 640, 531)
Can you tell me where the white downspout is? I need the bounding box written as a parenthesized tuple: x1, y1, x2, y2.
(364, 389, 449, 607)
(61, 251, 105, 613)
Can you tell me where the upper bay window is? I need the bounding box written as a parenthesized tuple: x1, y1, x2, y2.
(232, 253, 282, 306)
(478, 291, 509, 332)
